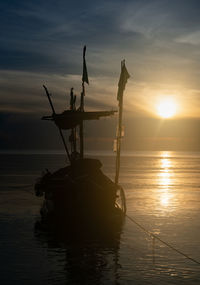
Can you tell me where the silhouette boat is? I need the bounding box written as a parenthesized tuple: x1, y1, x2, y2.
(35, 47, 130, 231)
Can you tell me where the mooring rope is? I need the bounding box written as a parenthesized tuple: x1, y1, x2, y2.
(24, 181, 200, 266)
(125, 214, 200, 266)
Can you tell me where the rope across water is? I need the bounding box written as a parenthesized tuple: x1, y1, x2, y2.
(125, 214, 200, 266)
(29, 181, 200, 265)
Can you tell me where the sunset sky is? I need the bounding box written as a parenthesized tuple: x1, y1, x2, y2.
(1, 0, 200, 151)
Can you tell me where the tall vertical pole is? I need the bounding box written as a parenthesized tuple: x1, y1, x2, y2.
(79, 46, 89, 159)
(73, 95, 77, 154)
(115, 94, 123, 185)
(69, 88, 77, 155)
(115, 61, 130, 185)
(80, 85, 85, 158)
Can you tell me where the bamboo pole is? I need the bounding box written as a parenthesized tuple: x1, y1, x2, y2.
(79, 86, 84, 158)
(114, 61, 130, 184)
(43, 85, 71, 163)
(115, 94, 123, 184)
(79, 46, 88, 159)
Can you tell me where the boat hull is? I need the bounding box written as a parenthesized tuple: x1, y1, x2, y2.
(35, 158, 126, 234)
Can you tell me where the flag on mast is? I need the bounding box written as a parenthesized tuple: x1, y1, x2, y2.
(117, 60, 130, 101)
(115, 60, 130, 185)
(82, 45, 89, 85)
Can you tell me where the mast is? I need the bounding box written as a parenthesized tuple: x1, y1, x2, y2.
(79, 87, 84, 158)
(79, 45, 89, 158)
(69, 88, 77, 154)
(115, 61, 130, 185)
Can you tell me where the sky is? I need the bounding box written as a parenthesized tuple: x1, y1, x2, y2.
(1, 0, 200, 151)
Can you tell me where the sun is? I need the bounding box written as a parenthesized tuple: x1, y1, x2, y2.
(156, 98, 177, 119)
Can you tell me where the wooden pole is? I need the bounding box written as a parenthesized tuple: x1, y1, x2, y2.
(69, 88, 77, 155)
(115, 95, 123, 185)
(58, 128, 72, 163)
(79, 45, 88, 159)
(43, 85, 71, 163)
(114, 61, 130, 185)
(79, 86, 84, 158)
(73, 95, 77, 154)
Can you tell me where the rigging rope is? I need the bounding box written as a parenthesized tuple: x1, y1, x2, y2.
(125, 214, 200, 266)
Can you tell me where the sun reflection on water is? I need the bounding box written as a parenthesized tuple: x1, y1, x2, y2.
(159, 171, 171, 187)
(161, 158, 171, 169)
(160, 193, 170, 206)
(158, 152, 174, 209)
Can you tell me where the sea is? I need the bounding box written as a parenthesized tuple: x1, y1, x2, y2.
(0, 150, 200, 285)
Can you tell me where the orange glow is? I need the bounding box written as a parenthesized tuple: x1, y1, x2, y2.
(157, 98, 177, 118)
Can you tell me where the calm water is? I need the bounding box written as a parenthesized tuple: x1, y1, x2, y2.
(0, 151, 200, 284)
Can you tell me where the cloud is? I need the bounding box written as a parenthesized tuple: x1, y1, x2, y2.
(0, 69, 119, 115)
(120, 0, 200, 37)
(1, 0, 200, 79)
(1, 0, 200, 151)
(176, 30, 200, 45)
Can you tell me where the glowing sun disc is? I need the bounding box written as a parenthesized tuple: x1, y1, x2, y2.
(157, 98, 177, 118)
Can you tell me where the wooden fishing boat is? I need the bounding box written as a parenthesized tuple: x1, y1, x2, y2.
(34, 47, 129, 231)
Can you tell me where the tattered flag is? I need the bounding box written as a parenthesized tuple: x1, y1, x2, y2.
(82, 45, 89, 85)
(117, 60, 130, 101)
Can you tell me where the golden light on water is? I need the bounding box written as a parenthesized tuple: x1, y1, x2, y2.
(161, 151, 170, 158)
(159, 171, 171, 187)
(161, 158, 171, 169)
(156, 98, 177, 118)
(158, 154, 174, 208)
(160, 193, 170, 206)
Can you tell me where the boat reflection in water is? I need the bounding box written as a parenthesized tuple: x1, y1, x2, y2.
(1, 152, 200, 283)
(34, 217, 123, 285)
